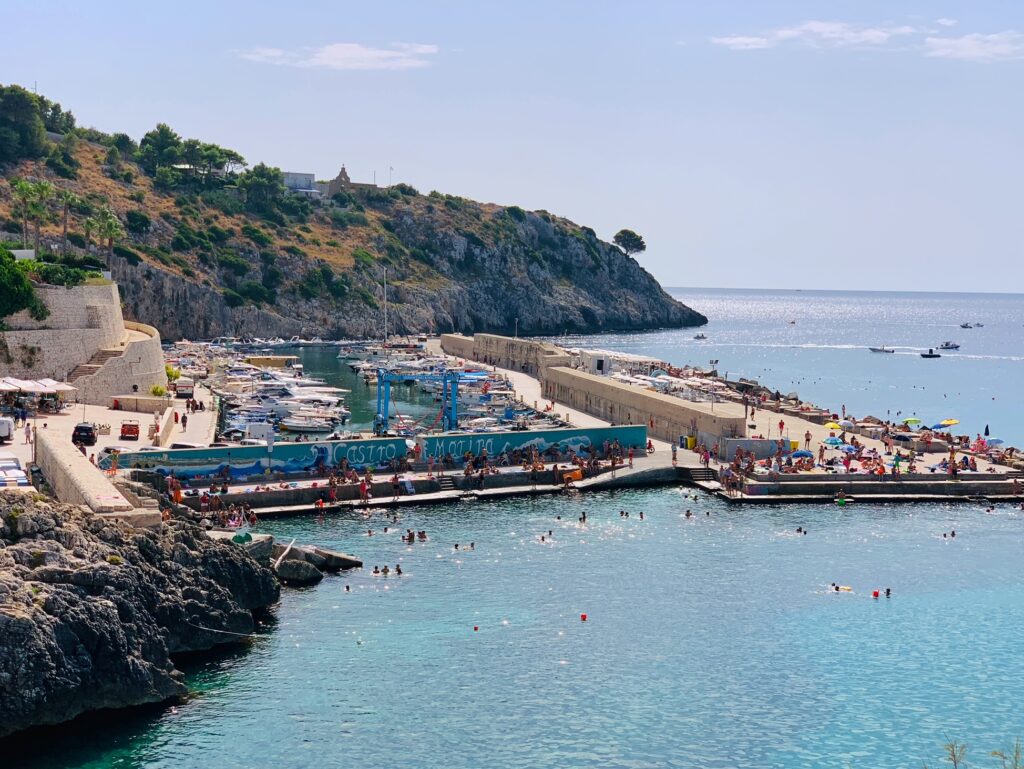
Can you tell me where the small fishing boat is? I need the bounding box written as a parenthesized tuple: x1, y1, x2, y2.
(869, 346, 895, 353)
(920, 349, 942, 359)
(960, 322, 973, 329)
(938, 341, 960, 350)
(694, 333, 707, 340)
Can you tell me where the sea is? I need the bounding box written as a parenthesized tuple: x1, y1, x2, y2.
(11, 289, 1024, 769)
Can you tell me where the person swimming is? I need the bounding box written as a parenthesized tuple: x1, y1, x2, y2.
(395, 564, 402, 576)
(372, 566, 380, 575)
(639, 512, 645, 520)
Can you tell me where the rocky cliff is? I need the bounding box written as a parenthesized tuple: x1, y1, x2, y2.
(0, 491, 279, 738)
(1, 135, 706, 342)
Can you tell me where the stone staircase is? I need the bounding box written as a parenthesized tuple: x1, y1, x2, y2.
(436, 475, 457, 491)
(68, 348, 123, 383)
(679, 466, 718, 483)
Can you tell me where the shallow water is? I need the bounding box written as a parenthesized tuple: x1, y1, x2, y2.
(16, 490, 1024, 768)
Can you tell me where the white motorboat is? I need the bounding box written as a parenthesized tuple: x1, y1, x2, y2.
(869, 346, 895, 353)
(938, 341, 960, 350)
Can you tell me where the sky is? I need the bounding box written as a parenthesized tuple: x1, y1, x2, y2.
(4, 1, 1023, 292)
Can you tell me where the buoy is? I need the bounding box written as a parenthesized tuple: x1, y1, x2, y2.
(580, 613, 587, 622)
(872, 590, 880, 599)
(473, 626, 479, 632)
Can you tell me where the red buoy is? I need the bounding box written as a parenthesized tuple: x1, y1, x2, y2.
(580, 613, 587, 622)
(872, 590, 879, 599)
(473, 626, 479, 631)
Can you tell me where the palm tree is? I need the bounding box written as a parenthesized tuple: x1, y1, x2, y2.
(28, 181, 55, 254)
(56, 189, 80, 255)
(94, 207, 124, 269)
(83, 215, 97, 248)
(10, 179, 34, 247)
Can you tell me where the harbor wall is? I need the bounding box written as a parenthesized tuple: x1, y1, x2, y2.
(107, 436, 411, 479)
(420, 425, 647, 460)
(543, 367, 746, 443)
(73, 321, 167, 406)
(439, 334, 475, 360)
(36, 430, 133, 513)
(467, 334, 571, 377)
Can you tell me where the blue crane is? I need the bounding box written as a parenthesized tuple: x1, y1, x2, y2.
(374, 368, 461, 436)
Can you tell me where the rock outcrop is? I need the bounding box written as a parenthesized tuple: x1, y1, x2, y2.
(0, 491, 279, 739)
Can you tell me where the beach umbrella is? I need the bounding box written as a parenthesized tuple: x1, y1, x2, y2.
(984, 424, 990, 436)
(823, 437, 843, 446)
(838, 445, 858, 453)
(930, 424, 947, 431)
(940, 419, 959, 426)
(987, 438, 1004, 446)
(892, 434, 913, 442)
(825, 421, 842, 429)
(839, 419, 855, 428)
(791, 450, 814, 458)
(903, 417, 921, 424)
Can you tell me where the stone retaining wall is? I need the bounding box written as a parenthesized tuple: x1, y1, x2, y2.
(73, 322, 167, 406)
(36, 430, 133, 513)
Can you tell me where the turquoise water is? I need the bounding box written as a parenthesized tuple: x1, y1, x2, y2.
(12, 291, 1024, 768)
(14, 491, 1024, 768)
(550, 288, 1024, 446)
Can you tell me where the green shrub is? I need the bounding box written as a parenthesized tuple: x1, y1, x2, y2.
(241, 224, 272, 246)
(505, 205, 526, 222)
(236, 280, 275, 305)
(352, 248, 375, 269)
(283, 244, 305, 257)
(206, 223, 233, 244)
(150, 384, 166, 396)
(216, 252, 249, 276)
(106, 555, 123, 565)
(67, 232, 87, 248)
(125, 209, 151, 235)
(330, 209, 368, 229)
(112, 244, 141, 265)
(222, 288, 244, 308)
(391, 182, 419, 197)
(200, 189, 244, 215)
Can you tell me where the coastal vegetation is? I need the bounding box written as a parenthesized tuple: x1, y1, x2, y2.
(0, 83, 704, 339)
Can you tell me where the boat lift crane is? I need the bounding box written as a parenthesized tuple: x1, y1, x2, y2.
(374, 368, 461, 436)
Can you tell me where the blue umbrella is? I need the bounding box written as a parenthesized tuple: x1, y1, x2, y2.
(823, 436, 842, 446)
(892, 434, 912, 442)
(838, 445, 858, 453)
(791, 450, 814, 458)
(987, 438, 1004, 446)
(930, 424, 946, 430)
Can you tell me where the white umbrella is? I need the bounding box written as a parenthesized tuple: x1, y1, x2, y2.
(0, 379, 18, 393)
(3, 378, 56, 394)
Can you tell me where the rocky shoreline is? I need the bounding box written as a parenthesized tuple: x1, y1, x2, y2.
(0, 491, 279, 739)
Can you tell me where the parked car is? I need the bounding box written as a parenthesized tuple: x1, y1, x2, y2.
(0, 417, 14, 444)
(71, 423, 98, 447)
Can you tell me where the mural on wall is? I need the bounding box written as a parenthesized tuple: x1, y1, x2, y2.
(106, 436, 412, 479)
(420, 425, 647, 460)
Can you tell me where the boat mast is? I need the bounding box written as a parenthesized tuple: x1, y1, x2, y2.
(383, 266, 388, 344)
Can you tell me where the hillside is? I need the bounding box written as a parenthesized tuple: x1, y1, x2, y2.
(0, 85, 706, 340)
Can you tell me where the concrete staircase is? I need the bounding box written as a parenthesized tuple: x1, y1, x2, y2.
(67, 348, 123, 383)
(436, 475, 457, 491)
(679, 466, 718, 483)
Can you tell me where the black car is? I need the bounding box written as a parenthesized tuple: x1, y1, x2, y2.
(71, 422, 98, 447)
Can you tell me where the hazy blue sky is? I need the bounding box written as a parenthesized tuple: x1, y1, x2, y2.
(5, 1, 1023, 292)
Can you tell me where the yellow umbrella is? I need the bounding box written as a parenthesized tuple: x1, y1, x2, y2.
(825, 421, 842, 429)
(940, 419, 959, 426)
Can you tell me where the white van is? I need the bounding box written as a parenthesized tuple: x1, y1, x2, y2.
(175, 377, 195, 398)
(0, 417, 14, 444)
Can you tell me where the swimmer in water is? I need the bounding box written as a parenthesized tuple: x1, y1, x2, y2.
(345, 585, 350, 592)
(950, 529, 956, 538)
(372, 566, 380, 575)
(796, 527, 803, 534)
(395, 564, 402, 575)
(541, 535, 545, 542)
(685, 511, 692, 519)
(639, 512, 644, 520)
(470, 542, 475, 550)
(454, 543, 460, 550)
(885, 587, 891, 597)
(382, 565, 390, 576)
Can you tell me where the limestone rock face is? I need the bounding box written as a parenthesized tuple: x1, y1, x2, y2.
(110, 205, 706, 341)
(0, 491, 279, 738)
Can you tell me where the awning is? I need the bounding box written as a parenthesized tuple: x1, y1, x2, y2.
(38, 378, 78, 393)
(0, 377, 57, 394)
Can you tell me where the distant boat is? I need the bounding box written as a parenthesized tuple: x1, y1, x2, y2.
(975, 322, 985, 327)
(921, 349, 942, 359)
(960, 322, 973, 329)
(869, 346, 895, 353)
(787, 320, 796, 325)
(938, 341, 960, 350)
(694, 333, 707, 340)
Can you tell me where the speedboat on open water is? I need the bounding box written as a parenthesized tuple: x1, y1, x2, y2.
(938, 341, 960, 350)
(921, 349, 942, 359)
(869, 346, 895, 353)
